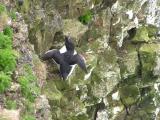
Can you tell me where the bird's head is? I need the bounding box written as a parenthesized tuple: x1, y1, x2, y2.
(65, 36, 75, 51)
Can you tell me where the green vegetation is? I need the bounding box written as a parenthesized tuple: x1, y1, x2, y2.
(22, 115, 36, 120)
(0, 72, 11, 93)
(5, 99, 17, 109)
(139, 44, 158, 83)
(120, 85, 140, 106)
(0, 3, 6, 14)
(18, 64, 40, 102)
(0, 32, 12, 49)
(132, 25, 158, 43)
(0, 3, 9, 27)
(9, 11, 17, 20)
(94, 0, 102, 5)
(17, 0, 30, 14)
(0, 3, 17, 95)
(0, 49, 16, 72)
(0, 3, 38, 119)
(0, 3, 17, 21)
(21, 100, 36, 120)
(0, 23, 16, 93)
(78, 10, 92, 25)
(147, 24, 158, 38)
(3, 26, 13, 38)
(132, 26, 150, 42)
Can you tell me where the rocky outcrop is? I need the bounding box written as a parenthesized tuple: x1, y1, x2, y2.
(11, 11, 51, 119)
(25, 0, 160, 119)
(0, 2, 52, 119)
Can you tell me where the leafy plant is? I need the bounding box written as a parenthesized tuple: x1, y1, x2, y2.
(5, 99, 17, 109)
(0, 72, 11, 93)
(0, 49, 16, 72)
(0, 32, 12, 49)
(19, 76, 35, 102)
(18, 64, 40, 102)
(3, 26, 13, 38)
(78, 11, 93, 25)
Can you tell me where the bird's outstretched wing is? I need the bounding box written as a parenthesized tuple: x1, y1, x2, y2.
(70, 54, 87, 73)
(41, 49, 62, 64)
(60, 62, 72, 80)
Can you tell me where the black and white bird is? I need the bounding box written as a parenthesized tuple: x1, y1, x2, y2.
(41, 36, 87, 80)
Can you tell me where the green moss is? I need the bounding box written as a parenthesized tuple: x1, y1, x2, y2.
(140, 44, 158, 53)
(94, 0, 102, 5)
(147, 24, 158, 38)
(78, 11, 92, 25)
(121, 75, 139, 85)
(3, 26, 13, 38)
(118, 44, 139, 79)
(141, 51, 156, 72)
(0, 72, 11, 93)
(132, 26, 150, 42)
(90, 70, 101, 84)
(139, 89, 156, 114)
(43, 80, 63, 101)
(120, 85, 140, 106)
(132, 25, 158, 43)
(139, 44, 158, 83)
(0, 49, 16, 72)
(0, 32, 12, 49)
(5, 99, 17, 109)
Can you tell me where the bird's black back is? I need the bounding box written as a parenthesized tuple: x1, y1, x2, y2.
(62, 51, 74, 64)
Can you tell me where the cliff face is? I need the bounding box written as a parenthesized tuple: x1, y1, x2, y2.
(26, 0, 160, 119)
(0, 0, 160, 120)
(25, 0, 160, 120)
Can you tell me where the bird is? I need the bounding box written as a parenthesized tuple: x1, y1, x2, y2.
(41, 36, 87, 80)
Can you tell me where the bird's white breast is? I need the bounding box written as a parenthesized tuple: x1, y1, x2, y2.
(59, 46, 77, 55)
(59, 46, 67, 53)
